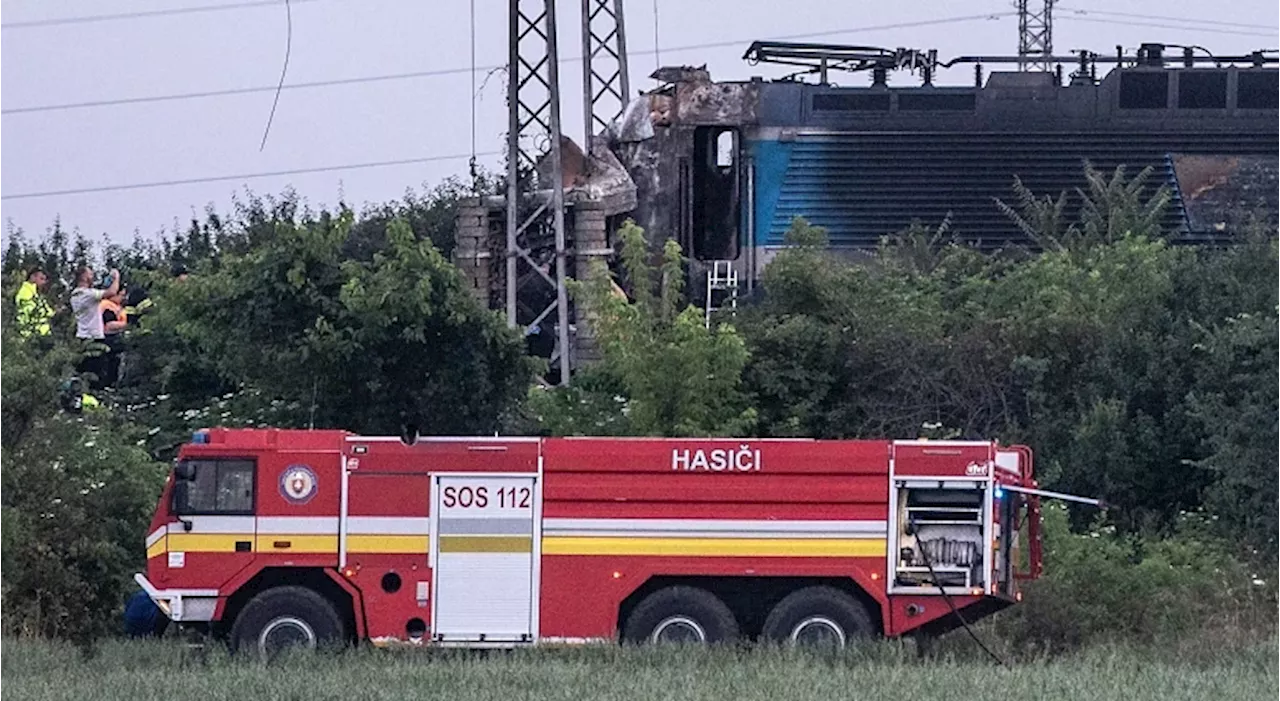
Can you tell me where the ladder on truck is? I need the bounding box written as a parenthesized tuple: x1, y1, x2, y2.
(704, 260, 739, 329)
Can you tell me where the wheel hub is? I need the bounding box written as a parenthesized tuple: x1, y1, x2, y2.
(651, 615, 707, 644)
(790, 616, 846, 649)
(259, 616, 317, 657)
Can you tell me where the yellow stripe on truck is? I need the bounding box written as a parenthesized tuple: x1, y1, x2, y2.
(149, 534, 886, 558)
(541, 536, 887, 558)
(165, 533, 250, 553)
(347, 535, 428, 553)
(148, 533, 432, 557)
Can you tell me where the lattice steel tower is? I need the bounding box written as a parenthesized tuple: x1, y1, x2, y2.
(1016, 0, 1055, 72)
(581, 0, 631, 153)
(505, 0, 630, 385)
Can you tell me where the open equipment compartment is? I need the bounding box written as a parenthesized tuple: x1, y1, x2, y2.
(891, 479, 991, 593)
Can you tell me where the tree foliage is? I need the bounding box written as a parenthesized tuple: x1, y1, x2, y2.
(524, 221, 755, 436)
(741, 166, 1277, 553)
(741, 216, 1015, 439)
(995, 162, 1172, 249)
(147, 208, 532, 437)
(1186, 306, 1279, 556)
(1, 331, 166, 639)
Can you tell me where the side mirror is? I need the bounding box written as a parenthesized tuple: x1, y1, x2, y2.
(173, 481, 190, 512)
(174, 462, 196, 481)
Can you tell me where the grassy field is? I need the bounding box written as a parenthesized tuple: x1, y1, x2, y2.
(2, 637, 1276, 701)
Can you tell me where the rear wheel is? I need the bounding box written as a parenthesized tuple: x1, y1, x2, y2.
(623, 586, 739, 645)
(230, 586, 345, 660)
(761, 586, 875, 650)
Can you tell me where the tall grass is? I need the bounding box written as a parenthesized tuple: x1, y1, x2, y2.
(3, 636, 1276, 701)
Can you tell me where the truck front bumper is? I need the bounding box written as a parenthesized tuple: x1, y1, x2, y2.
(134, 573, 220, 622)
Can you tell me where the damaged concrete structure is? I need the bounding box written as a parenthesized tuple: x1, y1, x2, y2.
(452, 134, 638, 367)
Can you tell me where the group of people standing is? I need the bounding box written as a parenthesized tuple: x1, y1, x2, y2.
(14, 262, 181, 404)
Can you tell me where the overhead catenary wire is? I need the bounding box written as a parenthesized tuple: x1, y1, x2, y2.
(258, 0, 294, 151)
(1062, 7, 1278, 31)
(2, 67, 479, 116)
(9, 6, 1271, 202)
(4, 7, 1272, 114)
(0, 152, 501, 201)
(0, 0, 328, 30)
(1058, 15, 1276, 38)
(2, 13, 1018, 116)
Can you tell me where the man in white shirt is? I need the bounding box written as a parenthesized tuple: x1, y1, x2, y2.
(71, 265, 119, 389)
(70, 266, 119, 340)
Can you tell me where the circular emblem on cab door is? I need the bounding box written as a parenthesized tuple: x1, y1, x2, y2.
(280, 465, 318, 504)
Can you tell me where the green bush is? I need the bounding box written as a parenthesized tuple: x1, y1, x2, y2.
(1, 332, 167, 639)
(128, 213, 534, 438)
(985, 504, 1276, 658)
(0, 414, 166, 640)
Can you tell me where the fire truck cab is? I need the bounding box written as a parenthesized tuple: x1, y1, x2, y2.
(136, 429, 1044, 657)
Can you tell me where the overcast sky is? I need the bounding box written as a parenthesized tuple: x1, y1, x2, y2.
(2, 0, 1276, 248)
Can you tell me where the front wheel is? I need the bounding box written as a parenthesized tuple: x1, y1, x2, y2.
(761, 586, 875, 650)
(229, 586, 345, 660)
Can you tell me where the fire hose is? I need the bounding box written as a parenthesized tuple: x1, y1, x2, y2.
(910, 520, 1006, 666)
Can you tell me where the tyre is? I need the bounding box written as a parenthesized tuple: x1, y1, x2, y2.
(761, 586, 875, 650)
(622, 586, 739, 645)
(229, 586, 345, 660)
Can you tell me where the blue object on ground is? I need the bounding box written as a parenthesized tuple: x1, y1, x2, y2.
(123, 589, 162, 637)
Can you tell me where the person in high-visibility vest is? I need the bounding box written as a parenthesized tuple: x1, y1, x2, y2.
(14, 266, 54, 337)
(58, 376, 101, 413)
(99, 289, 129, 387)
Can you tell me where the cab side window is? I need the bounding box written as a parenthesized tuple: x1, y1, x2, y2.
(174, 459, 255, 514)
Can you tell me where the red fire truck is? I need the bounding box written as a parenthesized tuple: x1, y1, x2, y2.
(136, 429, 1054, 657)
